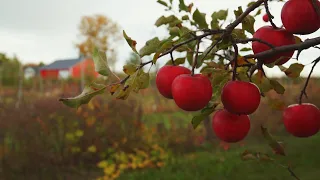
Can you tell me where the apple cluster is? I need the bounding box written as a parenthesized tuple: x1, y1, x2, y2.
(156, 0, 320, 143)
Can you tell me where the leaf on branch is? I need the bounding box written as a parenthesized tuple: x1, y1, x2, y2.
(139, 37, 162, 57)
(234, 6, 243, 19)
(178, 0, 188, 12)
(155, 15, 179, 27)
(231, 29, 247, 39)
(240, 47, 252, 52)
(169, 26, 180, 36)
(261, 126, 286, 156)
(251, 70, 272, 93)
(157, 0, 168, 7)
(294, 36, 303, 44)
(133, 70, 150, 92)
(123, 64, 137, 75)
(211, 9, 228, 29)
(269, 79, 285, 94)
(59, 82, 106, 109)
(192, 104, 217, 129)
(109, 84, 121, 95)
(186, 51, 194, 66)
(166, 57, 185, 65)
(92, 47, 110, 76)
(123, 30, 138, 54)
(242, 15, 255, 35)
(232, 57, 255, 67)
(283, 63, 304, 78)
(153, 38, 174, 63)
(254, 8, 262, 17)
(193, 9, 208, 29)
(182, 15, 189, 20)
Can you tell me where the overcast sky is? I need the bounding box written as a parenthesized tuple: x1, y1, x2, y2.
(0, 0, 319, 77)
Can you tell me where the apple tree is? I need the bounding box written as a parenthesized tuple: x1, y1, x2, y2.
(60, 0, 320, 178)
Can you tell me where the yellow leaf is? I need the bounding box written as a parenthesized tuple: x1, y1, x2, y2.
(97, 160, 108, 168)
(119, 163, 127, 170)
(87, 145, 97, 153)
(75, 129, 84, 137)
(103, 164, 116, 175)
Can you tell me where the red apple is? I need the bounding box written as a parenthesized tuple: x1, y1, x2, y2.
(212, 109, 251, 143)
(172, 74, 212, 111)
(252, 26, 296, 65)
(263, 14, 269, 22)
(221, 81, 261, 115)
(283, 103, 320, 138)
(281, 0, 320, 35)
(156, 65, 191, 99)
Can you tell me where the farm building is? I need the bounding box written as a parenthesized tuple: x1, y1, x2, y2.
(39, 57, 99, 79)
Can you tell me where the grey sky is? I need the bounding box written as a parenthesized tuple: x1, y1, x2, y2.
(0, 0, 319, 77)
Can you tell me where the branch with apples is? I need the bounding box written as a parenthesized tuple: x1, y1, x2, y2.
(60, 0, 320, 179)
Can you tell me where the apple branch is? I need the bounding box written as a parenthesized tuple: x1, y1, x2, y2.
(244, 37, 320, 59)
(264, 0, 279, 29)
(298, 56, 320, 104)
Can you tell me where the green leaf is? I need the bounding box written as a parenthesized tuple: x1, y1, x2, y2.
(123, 64, 137, 75)
(231, 29, 247, 39)
(242, 15, 255, 35)
(182, 15, 189, 20)
(240, 47, 252, 52)
(269, 79, 285, 94)
(123, 30, 138, 54)
(137, 71, 150, 89)
(192, 9, 208, 29)
(214, 9, 228, 21)
(192, 106, 216, 129)
(169, 27, 180, 36)
(251, 70, 272, 93)
(139, 37, 162, 57)
(178, 0, 188, 12)
(157, 0, 168, 7)
(234, 6, 243, 19)
(254, 8, 262, 17)
(166, 57, 185, 65)
(261, 126, 286, 156)
(153, 38, 174, 63)
(92, 47, 110, 76)
(59, 82, 106, 109)
(186, 51, 194, 66)
(155, 15, 179, 27)
(284, 63, 304, 78)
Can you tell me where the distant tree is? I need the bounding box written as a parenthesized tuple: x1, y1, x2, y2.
(0, 53, 20, 86)
(76, 14, 121, 70)
(126, 52, 140, 65)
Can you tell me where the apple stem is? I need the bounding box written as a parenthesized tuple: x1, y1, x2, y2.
(170, 52, 175, 66)
(264, 0, 279, 29)
(298, 56, 320, 104)
(191, 40, 201, 76)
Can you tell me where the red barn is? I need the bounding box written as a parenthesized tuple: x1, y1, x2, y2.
(40, 57, 99, 79)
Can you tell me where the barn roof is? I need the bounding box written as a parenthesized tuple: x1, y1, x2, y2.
(40, 58, 82, 70)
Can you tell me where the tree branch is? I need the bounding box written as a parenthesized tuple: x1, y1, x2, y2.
(231, 38, 239, 81)
(299, 56, 320, 104)
(244, 37, 320, 59)
(170, 52, 175, 65)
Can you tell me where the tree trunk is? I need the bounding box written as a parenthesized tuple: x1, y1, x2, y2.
(203, 116, 215, 141)
(15, 64, 24, 109)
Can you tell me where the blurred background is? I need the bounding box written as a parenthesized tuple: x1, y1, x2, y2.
(0, 0, 320, 180)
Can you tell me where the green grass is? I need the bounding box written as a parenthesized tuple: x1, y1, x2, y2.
(119, 134, 320, 180)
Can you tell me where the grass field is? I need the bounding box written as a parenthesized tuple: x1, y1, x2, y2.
(119, 134, 320, 180)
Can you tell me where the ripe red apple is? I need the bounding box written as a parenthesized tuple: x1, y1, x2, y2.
(212, 109, 251, 143)
(283, 103, 320, 138)
(252, 26, 296, 65)
(281, 0, 320, 35)
(156, 65, 191, 99)
(263, 14, 269, 22)
(221, 81, 261, 115)
(172, 74, 212, 111)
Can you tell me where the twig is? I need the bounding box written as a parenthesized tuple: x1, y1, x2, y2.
(235, 38, 275, 49)
(192, 40, 201, 76)
(264, 0, 279, 29)
(298, 56, 320, 104)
